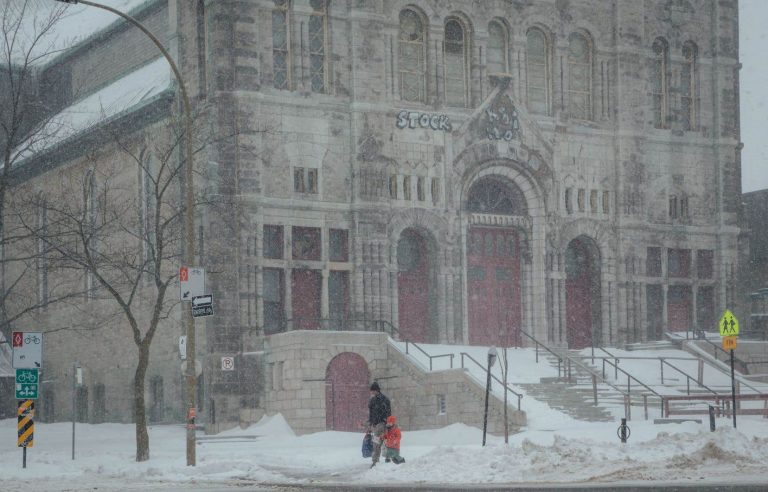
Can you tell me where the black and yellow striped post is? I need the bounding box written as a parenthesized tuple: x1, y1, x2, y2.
(17, 400, 34, 468)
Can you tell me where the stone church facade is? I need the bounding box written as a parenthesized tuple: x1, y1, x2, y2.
(6, 0, 742, 430)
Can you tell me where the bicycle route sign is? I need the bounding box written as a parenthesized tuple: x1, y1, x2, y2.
(12, 332, 43, 369)
(15, 368, 38, 400)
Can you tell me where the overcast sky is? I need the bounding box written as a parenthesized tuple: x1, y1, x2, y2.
(740, 0, 768, 193)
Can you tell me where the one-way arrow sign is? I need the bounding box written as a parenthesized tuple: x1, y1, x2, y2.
(192, 295, 214, 318)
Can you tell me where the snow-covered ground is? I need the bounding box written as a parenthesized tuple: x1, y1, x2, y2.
(2, 413, 768, 490)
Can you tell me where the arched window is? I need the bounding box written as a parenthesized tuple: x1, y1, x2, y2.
(272, 0, 291, 90)
(398, 9, 426, 103)
(526, 28, 550, 114)
(568, 32, 592, 120)
(681, 41, 698, 131)
(487, 20, 508, 75)
(444, 18, 468, 107)
(308, 0, 328, 93)
(466, 177, 527, 216)
(651, 37, 669, 129)
(196, 0, 207, 96)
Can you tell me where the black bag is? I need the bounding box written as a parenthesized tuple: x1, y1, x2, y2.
(362, 433, 373, 458)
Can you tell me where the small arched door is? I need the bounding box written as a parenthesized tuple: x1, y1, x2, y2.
(397, 229, 431, 342)
(325, 353, 370, 431)
(565, 237, 601, 349)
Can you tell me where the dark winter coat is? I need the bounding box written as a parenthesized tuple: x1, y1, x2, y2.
(368, 392, 391, 426)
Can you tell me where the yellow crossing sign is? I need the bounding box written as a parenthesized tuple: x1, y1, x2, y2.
(17, 400, 34, 448)
(722, 336, 737, 351)
(718, 309, 739, 337)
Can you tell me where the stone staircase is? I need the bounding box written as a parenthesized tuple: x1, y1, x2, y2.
(518, 351, 622, 422)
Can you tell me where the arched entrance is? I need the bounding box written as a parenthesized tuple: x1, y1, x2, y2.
(397, 229, 432, 342)
(466, 177, 526, 346)
(325, 352, 369, 431)
(565, 236, 601, 349)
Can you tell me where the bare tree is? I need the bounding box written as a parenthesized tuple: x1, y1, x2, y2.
(0, 0, 72, 342)
(14, 109, 226, 461)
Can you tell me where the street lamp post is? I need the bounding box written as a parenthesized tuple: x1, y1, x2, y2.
(53, 0, 198, 466)
(482, 346, 498, 446)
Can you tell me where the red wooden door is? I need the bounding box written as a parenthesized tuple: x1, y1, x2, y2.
(325, 353, 370, 431)
(667, 286, 692, 332)
(565, 238, 597, 349)
(467, 227, 521, 346)
(292, 269, 321, 329)
(398, 230, 429, 342)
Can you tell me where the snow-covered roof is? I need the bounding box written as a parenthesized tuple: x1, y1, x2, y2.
(21, 56, 173, 160)
(9, 0, 154, 66)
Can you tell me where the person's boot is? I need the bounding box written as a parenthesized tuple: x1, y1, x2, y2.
(385, 458, 391, 463)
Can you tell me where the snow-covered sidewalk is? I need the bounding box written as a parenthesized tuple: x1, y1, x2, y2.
(2, 413, 768, 489)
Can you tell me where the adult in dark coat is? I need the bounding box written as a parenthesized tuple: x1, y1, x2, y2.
(367, 381, 391, 467)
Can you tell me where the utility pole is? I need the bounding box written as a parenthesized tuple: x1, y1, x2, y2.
(53, 0, 198, 466)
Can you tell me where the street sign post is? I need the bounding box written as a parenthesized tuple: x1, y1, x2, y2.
(15, 368, 39, 400)
(718, 309, 739, 429)
(12, 332, 43, 369)
(17, 400, 34, 468)
(191, 295, 213, 318)
(180, 267, 205, 302)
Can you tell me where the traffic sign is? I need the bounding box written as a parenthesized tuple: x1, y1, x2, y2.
(17, 400, 34, 448)
(221, 356, 235, 371)
(16, 368, 39, 399)
(191, 294, 213, 318)
(180, 267, 205, 302)
(718, 310, 739, 337)
(722, 336, 737, 351)
(12, 332, 43, 369)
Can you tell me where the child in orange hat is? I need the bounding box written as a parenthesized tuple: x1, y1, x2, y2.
(382, 415, 404, 464)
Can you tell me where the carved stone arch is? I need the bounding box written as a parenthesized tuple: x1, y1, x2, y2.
(388, 208, 451, 260)
(461, 160, 546, 220)
(558, 219, 615, 269)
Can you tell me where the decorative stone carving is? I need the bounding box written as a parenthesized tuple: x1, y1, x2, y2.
(484, 94, 520, 142)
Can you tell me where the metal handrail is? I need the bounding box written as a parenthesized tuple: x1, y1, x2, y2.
(519, 329, 567, 377)
(519, 330, 633, 399)
(600, 358, 661, 396)
(684, 340, 766, 395)
(660, 359, 718, 395)
(695, 337, 750, 372)
(459, 352, 523, 410)
(404, 340, 454, 371)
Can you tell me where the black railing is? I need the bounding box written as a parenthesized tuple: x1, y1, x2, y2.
(404, 341, 454, 371)
(459, 352, 523, 411)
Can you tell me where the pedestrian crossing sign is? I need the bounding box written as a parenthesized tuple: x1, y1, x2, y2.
(718, 309, 739, 337)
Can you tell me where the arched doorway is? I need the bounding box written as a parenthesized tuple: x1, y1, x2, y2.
(325, 353, 369, 431)
(466, 177, 526, 346)
(565, 236, 601, 349)
(397, 229, 432, 342)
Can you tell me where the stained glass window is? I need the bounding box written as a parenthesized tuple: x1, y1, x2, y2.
(272, 0, 291, 89)
(651, 38, 669, 128)
(526, 28, 550, 114)
(309, 0, 327, 93)
(568, 32, 592, 120)
(681, 42, 697, 130)
(399, 9, 426, 102)
(444, 18, 468, 107)
(487, 21, 508, 75)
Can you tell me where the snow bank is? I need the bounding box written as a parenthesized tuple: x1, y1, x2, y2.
(3, 416, 768, 488)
